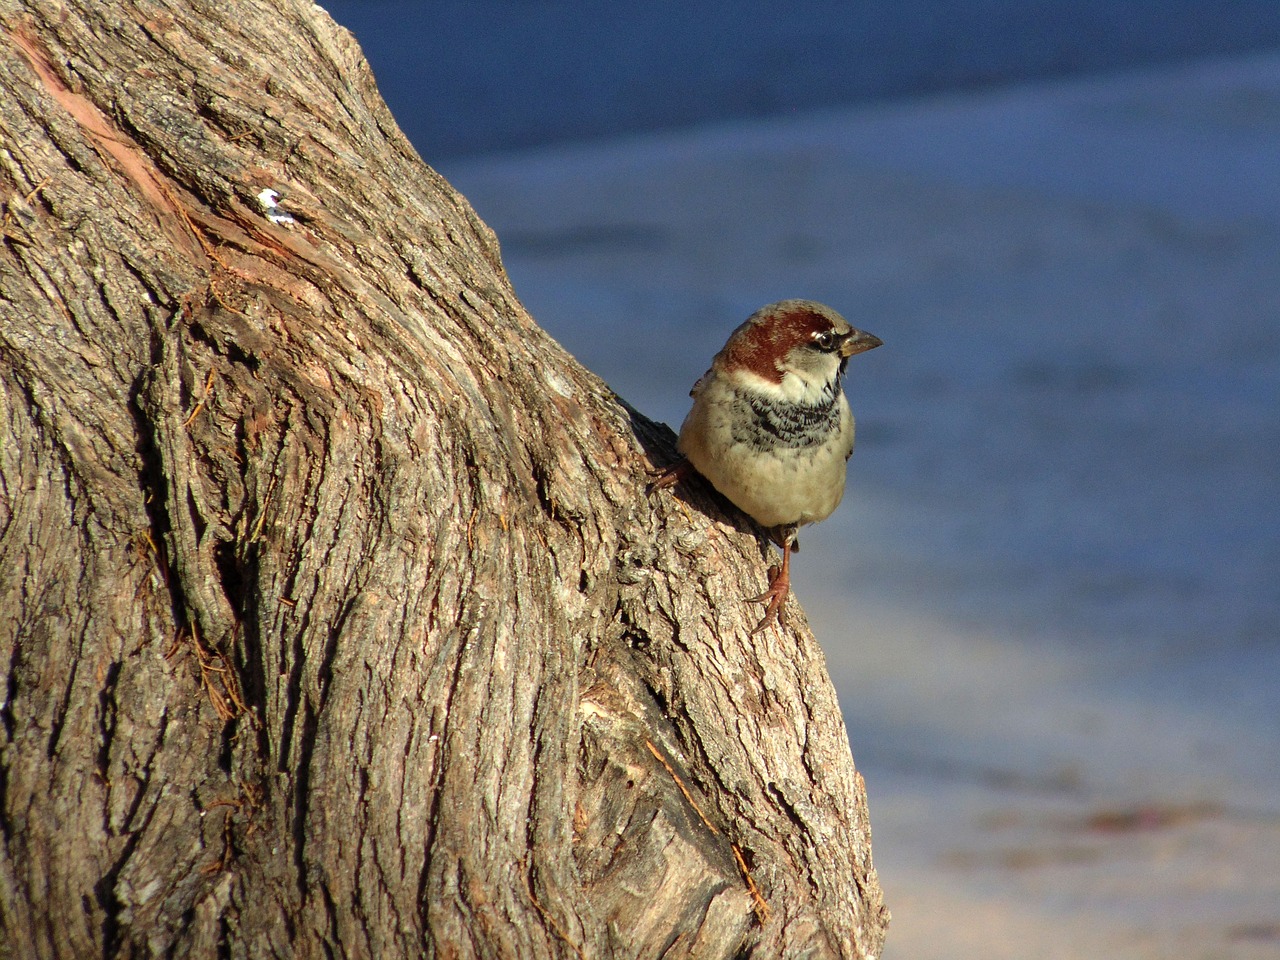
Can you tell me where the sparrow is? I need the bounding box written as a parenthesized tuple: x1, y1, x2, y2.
(651, 299, 882, 632)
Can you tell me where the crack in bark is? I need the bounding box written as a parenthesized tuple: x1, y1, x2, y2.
(8, 24, 211, 266)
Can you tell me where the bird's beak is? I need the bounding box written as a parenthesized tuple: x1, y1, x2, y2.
(839, 329, 883, 358)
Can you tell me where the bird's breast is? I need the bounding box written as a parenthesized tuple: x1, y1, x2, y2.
(677, 377, 854, 528)
(729, 385, 843, 451)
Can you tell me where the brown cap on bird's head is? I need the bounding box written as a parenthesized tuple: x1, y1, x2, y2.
(717, 299, 881, 383)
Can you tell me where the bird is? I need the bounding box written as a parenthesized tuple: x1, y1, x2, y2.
(650, 299, 882, 632)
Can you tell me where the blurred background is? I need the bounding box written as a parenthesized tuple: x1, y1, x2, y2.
(327, 0, 1280, 159)
(324, 3, 1280, 957)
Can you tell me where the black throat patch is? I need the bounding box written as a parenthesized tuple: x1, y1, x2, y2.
(730, 379, 842, 450)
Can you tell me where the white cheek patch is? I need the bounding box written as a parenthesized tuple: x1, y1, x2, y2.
(727, 364, 839, 405)
(780, 367, 841, 405)
(729, 365, 788, 397)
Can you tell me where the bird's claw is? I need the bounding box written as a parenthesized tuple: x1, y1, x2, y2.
(748, 563, 789, 634)
(646, 457, 693, 495)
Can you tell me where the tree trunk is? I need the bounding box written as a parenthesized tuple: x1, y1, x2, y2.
(0, 1, 887, 957)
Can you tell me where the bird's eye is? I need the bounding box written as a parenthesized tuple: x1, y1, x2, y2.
(813, 330, 837, 352)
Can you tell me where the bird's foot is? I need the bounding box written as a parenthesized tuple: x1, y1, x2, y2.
(647, 457, 693, 495)
(748, 562, 790, 634)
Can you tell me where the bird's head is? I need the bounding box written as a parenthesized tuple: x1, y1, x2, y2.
(716, 299, 882, 402)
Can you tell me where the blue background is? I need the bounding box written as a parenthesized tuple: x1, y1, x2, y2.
(326, 1, 1280, 157)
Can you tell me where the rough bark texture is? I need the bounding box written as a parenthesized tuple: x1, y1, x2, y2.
(0, 1, 887, 957)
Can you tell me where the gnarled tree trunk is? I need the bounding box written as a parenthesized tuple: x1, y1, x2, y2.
(0, 1, 887, 956)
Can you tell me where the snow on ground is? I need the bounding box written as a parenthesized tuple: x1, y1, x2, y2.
(440, 53, 1280, 957)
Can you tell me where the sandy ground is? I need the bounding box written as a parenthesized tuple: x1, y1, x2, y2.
(439, 53, 1280, 957)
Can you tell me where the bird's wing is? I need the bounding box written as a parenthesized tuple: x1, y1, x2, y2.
(689, 368, 713, 398)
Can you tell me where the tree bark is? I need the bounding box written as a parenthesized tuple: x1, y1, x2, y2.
(0, 1, 887, 957)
